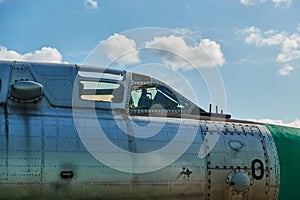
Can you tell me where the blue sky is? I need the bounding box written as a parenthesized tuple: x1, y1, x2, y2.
(0, 0, 300, 126)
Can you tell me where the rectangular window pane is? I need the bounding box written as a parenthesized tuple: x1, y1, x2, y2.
(78, 71, 124, 81)
(80, 81, 123, 103)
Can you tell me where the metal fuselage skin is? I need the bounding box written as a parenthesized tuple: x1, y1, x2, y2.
(0, 61, 295, 200)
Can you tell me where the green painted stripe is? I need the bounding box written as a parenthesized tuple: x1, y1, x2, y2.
(266, 124, 300, 199)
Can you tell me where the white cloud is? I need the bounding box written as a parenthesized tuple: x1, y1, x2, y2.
(237, 26, 300, 75)
(85, 0, 98, 9)
(100, 34, 140, 66)
(278, 63, 294, 75)
(174, 28, 202, 42)
(145, 35, 225, 70)
(240, 0, 293, 7)
(240, 0, 267, 6)
(0, 46, 63, 63)
(99, 32, 225, 69)
(272, 0, 293, 7)
(239, 26, 286, 46)
(250, 118, 300, 128)
(277, 35, 300, 62)
(232, 58, 251, 65)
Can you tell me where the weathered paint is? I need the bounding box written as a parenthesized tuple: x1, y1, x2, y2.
(0, 61, 281, 199)
(266, 124, 300, 200)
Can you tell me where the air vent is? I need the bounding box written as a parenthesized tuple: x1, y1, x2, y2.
(60, 171, 74, 179)
(9, 81, 43, 103)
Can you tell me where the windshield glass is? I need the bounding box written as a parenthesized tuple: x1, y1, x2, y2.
(130, 85, 184, 110)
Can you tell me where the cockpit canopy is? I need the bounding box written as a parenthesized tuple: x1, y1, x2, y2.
(75, 66, 199, 114)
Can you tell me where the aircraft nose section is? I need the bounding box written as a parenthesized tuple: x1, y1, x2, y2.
(266, 124, 300, 199)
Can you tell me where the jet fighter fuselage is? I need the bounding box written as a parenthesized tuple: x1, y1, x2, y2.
(0, 61, 298, 199)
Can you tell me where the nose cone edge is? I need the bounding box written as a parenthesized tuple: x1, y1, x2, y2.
(266, 124, 300, 200)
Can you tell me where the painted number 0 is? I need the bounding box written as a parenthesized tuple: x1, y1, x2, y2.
(251, 159, 264, 180)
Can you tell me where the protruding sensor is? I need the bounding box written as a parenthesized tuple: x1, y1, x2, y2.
(227, 171, 251, 193)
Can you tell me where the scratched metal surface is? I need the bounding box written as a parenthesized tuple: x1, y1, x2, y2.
(0, 61, 280, 200)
